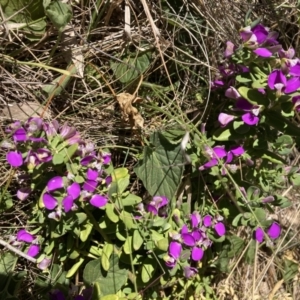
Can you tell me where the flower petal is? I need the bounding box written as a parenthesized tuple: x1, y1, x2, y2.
(87, 168, 98, 180)
(267, 222, 281, 239)
(254, 48, 272, 57)
(43, 193, 58, 210)
(242, 113, 259, 126)
(17, 229, 34, 243)
(190, 212, 201, 228)
(13, 128, 27, 142)
(268, 70, 286, 89)
(215, 222, 226, 236)
(191, 247, 204, 261)
(90, 195, 108, 207)
(181, 233, 195, 247)
(285, 77, 300, 93)
(17, 187, 31, 201)
(184, 266, 198, 278)
(225, 87, 240, 99)
(6, 151, 23, 167)
(203, 215, 212, 227)
(67, 182, 81, 199)
(47, 176, 64, 191)
(255, 227, 264, 243)
(62, 195, 74, 213)
(27, 244, 40, 257)
(224, 41, 235, 57)
(83, 180, 98, 192)
(169, 241, 182, 259)
(218, 113, 235, 127)
(230, 145, 245, 156)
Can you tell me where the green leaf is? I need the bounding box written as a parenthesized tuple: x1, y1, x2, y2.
(64, 143, 79, 162)
(0, 0, 46, 39)
(133, 230, 143, 251)
(105, 203, 119, 223)
(238, 87, 268, 106)
(253, 208, 266, 222)
(155, 238, 169, 251)
(44, 0, 72, 31)
(120, 211, 135, 229)
(233, 121, 250, 134)
(265, 110, 300, 136)
(122, 194, 142, 206)
(111, 52, 150, 83)
(134, 132, 184, 200)
(213, 126, 246, 141)
(227, 235, 244, 258)
(80, 222, 93, 242)
(290, 173, 300, 186)
(76, 213, 87, 224)
(52, 152, 65, 165)
(283, 259, 299, 282)
(245, 239, 256, 264)
(83, 254, 128, 296)
(101, 243, 114, 271)
(91, 282, 101, 300)
(66, 257, 84, 278)
(141, 257, 156, 283)
(123, 236, 133, 254)
(100, 295, 119, 300)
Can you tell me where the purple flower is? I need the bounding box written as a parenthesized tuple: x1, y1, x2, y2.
(253, 48, 272, 57)
(27, 244, 40, 257)
(38, 257, 52, 270)
(43, 120, 59, 136)
(184, 266, 198, 278)
(236, 99, 260, 126)
(218, 113, 235, 127)
(67, 182, 81, 199)
(225, 86, 240, 99)
(268, 69, 300, 94)
(25, 117, 43, 133)
(36, 148, 52, 162)
(262, 196, 274, 203)
(17, 187, 31, 201)
(102, 152, 111, 164)
(214, 222, 226, 236)
(190, 212, 201, 228)
(169, 241, 182, 259)
(43, 193, 58, 210)
(83, 180, 98, 192)
(13, 128, 27, 142)
(191, 247, 204, 261)
(226, 145, 245, 163)
(166, 241, 182, 268)
(292, 95, 300, 111)
(147, 196, 168, 215)
(62, 195, 74, 213)
(17, 229, 35, 243)
(47, 176, 64, 191)
(86, 168, 98, 180)
(267, 222, 281, 239)
(224, 41, 236, 57)
(181, 233, 195, 247)
(203, 215, 212, 227)
(60, 123, 81, 144)
(255, 227, 264, 243)
(199, 146, 227, 170)
(90, 195, 108, 208)
(279, 47, 295, 59)
(7, 151, 23, 167)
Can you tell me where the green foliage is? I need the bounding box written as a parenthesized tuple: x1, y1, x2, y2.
(83, 254, 128, 296)
(134, 131, 185, 200)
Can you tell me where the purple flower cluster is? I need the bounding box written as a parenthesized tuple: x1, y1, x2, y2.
(199, 145, 244, 174)
(254, 222, 281, 243)
(2, 118, 112, 217)
(147, 196, 168, 217)
(10, 229, 40, 257)
(165, 212, 226, 278)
